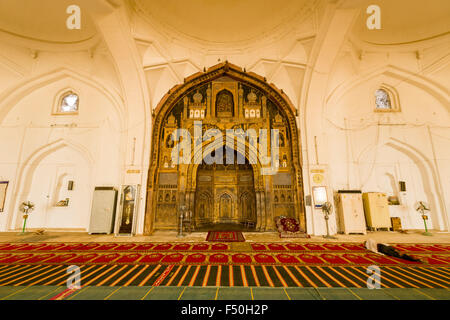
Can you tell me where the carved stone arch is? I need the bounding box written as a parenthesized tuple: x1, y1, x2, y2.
(195, 190, 213, 222)
(215, 89, 234, 117)
(239, 191, 256, 221)
(218, 191, 234, 220)
(145, 62, 305, 234)
(186, 137, 264, 190)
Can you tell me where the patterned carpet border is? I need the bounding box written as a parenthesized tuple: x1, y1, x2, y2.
(0, 252, 448, 266)
(0, 242, 448, 253)
(0, 242, 448, 267)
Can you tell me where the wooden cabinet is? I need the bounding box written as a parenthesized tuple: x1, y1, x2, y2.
(362, 192, 391, 230)
(335, 191, 366, 234)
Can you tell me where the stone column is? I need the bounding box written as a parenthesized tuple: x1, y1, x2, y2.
(255, 191, 262, 230)
(206, 84, 211, 119)
(238, 84, 244, 119)
(260, 191, 266, 231)
(265, 176, 275, 230)
(143, 188, 154, 235)
(261, 96, 267, 117)
(183, 96, 188, 120)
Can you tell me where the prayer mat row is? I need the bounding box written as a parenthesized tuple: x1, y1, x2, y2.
(0, 263, 448, 288)
(0, 242, 448, 253)
(0, 251, 448, 266)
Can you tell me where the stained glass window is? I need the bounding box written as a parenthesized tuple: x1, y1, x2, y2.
(375, 89, 392, 109)
(60, 93, 79, 113)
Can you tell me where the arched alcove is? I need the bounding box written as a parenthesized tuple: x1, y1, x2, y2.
(8, 139, 94, 231)
(326, 65, 449, 112)
(0, 68, 125, 231)
(145, 62, 305, 234)
(0, 68, 126, 126)
(357, 139, 447, 231)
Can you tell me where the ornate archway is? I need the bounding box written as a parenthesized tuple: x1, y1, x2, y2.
(193, 147, 256, 229)
(144, 62, 305, 234)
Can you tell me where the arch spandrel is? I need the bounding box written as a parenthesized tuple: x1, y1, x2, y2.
(145, 62, 305, 234)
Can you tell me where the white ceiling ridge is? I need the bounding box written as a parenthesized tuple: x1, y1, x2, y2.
(349, 32, 450, 53)
(133, 35, 154, 46)
(0, 52, 27, 77)
(325, 64, 450, 111)
(0, 28, 101, 53)
(295, 34, 317, 44)
(421, 53, 450, 76)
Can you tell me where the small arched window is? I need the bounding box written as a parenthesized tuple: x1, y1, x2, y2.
(59, 92, 79, 113)
(375, 89, 392, 110)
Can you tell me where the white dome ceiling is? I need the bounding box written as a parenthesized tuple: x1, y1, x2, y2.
(0, 0, 97, 44)
(352, 0, 450, 45)
(134, 0, 313, 45)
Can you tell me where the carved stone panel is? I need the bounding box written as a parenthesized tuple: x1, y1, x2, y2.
(146, 63, 305, 234)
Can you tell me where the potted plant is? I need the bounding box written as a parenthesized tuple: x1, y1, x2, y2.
(20, 201, 35, 234)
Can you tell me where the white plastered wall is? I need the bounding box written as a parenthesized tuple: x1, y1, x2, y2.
(320, 53, 450, 232)
(0, 44, 125, 231)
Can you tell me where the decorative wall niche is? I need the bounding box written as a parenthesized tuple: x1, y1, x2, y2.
(53, 88, 80, 115)
(373, 84, 400, 112)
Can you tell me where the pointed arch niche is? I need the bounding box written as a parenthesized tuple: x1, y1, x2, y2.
(357, 138, 447, 231)
(144, 62, 305, 234)
(374, 84, 400, 112)
(52, 87, 80, 115)
(7, 139, 94, 231)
